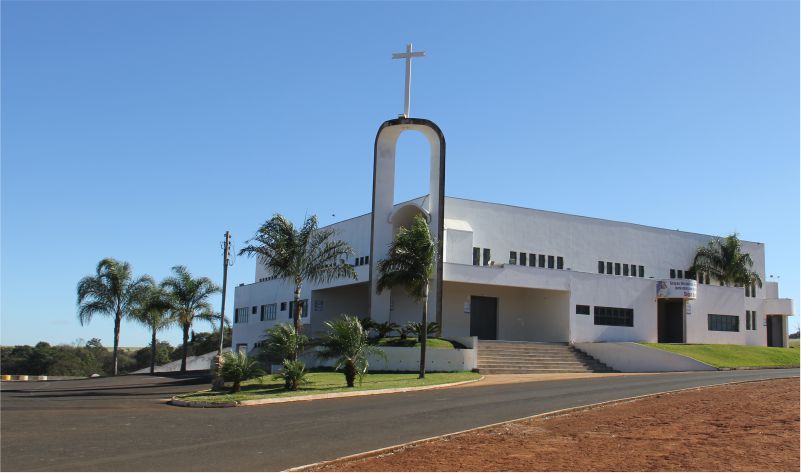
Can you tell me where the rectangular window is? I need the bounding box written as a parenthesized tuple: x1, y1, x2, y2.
(746, 310, 751, 330)
(364, 255, 369, 265)
(670, 269, 676, 279)
(266, 303, 277, 320)
(614, 263, 621, 275)
(607, 262, 613, 274)
(745, 285, 750, 297)
(234, 307, 249, 324)
(289, 300, 309, 319)
(557, 256, 564, 270)
(548, 255, 555, 269)
(752, 311, 757, 330)
(251, 306, 257, 314)
(623, 264, 629, 276)
(631, 264, 637, 276)
(260, 304, 267, 321)
(677, 270, 684, 279)
(639, 265, 645, 278)
(483, 248, 491, 266)
(598, 261, 605, 274)
(473, 247, 480, 266)
(708, 314, 739, 332)
(576, 305, 590, 315)
(539, 254, 546, 268)
(528, 253, 536, 266)
(705, 273, 710, 284)
(509, 251, 517, 265)
(751, 284, 756, 298)
(520, 252, 527, 266)
(280, 302, 287, 311)
(594, 306, 634, 327)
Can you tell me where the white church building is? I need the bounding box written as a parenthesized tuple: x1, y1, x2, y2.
(231, 117, 794, 355)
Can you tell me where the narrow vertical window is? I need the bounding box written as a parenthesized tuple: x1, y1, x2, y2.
(751, 284, 756, 298)
(677, 270, 683, 279)
(623, 264, 629, 276)
(364, 255, 369, 265)
(483, 248, 491, 266)
(473, 247, 480, 266)
(639, 265, 645, 278)
(548, 255, 555, 269)
(607, 262, 613, 274)
(520, 252, 527, 266)
(705, 273, 710, 285)
(509, 251, 517, 265)
(670, 269, 676, 279)
(598, 261, 605, 274)
(746, 311, 751, 330)
(557, 256, 564, 270)
(529, 253, 536, 266)
(539, 254, 546, 268)
(745, 285, 750, 297)
(615, 263, 621, 275)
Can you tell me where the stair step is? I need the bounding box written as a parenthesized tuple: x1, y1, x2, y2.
(475, 341, 616, 374)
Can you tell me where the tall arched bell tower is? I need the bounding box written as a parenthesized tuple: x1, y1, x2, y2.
(368, 117, 445, 328)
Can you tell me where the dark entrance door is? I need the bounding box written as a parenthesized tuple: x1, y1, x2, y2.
(767, 315, 784, 347)
(657, 299, 684, 343)
(470, 296, 498, 340)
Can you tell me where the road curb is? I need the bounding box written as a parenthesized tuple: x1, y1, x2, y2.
(168, 376, 484, 408)
(286, 375, 800, 472)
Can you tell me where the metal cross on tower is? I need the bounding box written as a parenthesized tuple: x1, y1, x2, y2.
(392, 43, 425, 118)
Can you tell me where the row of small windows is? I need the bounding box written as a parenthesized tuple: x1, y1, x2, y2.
(353, 255, 370, 267)
(598, 261, 645, 278)
(708, 314, 739, 332)
(745, 310, 758, 330)
(509, 251, 564, 270)
(744, 284, 757, 298)
(235, 299, 322, 323)
(472, 247, 492, 266)
(669, 268, 693, 280)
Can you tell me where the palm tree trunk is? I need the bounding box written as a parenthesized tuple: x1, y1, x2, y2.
(344, 361, 356, 388)
(180, 322, 190, 373)
(113, 311, 122, 376)
(150, 325, 157, 375)
(293, 283, 302, 334)
(419, 284, 429, 379)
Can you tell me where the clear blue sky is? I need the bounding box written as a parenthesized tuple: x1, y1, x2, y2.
(2, 1, 798, 348)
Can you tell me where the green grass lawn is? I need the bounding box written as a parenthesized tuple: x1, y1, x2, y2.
(790, 339, 800, 349)
(176, 371, 481, 403)
(373, 337, 465, 349)
(640, 343, 800, 369)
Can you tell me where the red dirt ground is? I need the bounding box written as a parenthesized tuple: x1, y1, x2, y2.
(308, 378, 800, 472)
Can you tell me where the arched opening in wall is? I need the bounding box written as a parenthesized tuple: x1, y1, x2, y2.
(393, 132, 430, 205)
(387, 204, 430, 327)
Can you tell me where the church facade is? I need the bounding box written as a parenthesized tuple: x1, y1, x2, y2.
(231, 117, 792, 354)
(231, 194, 793, 353)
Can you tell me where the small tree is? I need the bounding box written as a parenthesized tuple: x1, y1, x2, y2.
(77, 258, 153, 375)
(407, 321, 440, 342)
(162, 266, 221, 372)
(376, 214, 436, 379)
(261, 323, 308, 362)
(274, 360, 308, 391)
(238, 214, 357, 350)
(691, 233, 763, 288)
(373, 321, 400, 339)
(317, 315, 386, 388)
(220, 351, 264, 393)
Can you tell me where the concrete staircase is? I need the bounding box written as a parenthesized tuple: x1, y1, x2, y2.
(476, 341, 615, 374)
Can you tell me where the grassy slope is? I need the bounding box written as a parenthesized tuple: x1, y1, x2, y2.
(640, 343, 800, 369)
(177, 371, 481, 403)
(373, 337, 463, 349)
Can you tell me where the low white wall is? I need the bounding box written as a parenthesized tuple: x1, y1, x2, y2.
(574, 342, 716, 372)
(303, 345, 477, 372)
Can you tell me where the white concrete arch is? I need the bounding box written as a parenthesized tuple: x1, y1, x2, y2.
(368, 118, 446, 328)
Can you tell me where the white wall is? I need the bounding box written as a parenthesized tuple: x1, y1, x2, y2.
(687, 284, 747, 344)
(575, 342, 717, 372)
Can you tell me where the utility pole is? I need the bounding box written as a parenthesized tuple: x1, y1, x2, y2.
(218, 231, 231, 355)
(213, 231, 231, 390)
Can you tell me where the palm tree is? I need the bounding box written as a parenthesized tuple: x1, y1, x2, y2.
(130, 282, 176, 374)
(77, 258, 153, 375)
(238, 214, 357, 340)
(691, 233, 763, 289)
(261, 322, 308, 362)
(376, 214, 436, 379)
(162, 265, 221, 372)
(220, 351, 264, 393)
(317, 315, 386, 388)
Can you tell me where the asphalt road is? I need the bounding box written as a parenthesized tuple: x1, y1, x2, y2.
(2, 369, 797, 471)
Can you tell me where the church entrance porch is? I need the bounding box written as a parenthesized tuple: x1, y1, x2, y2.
(441, 282, 570, 342)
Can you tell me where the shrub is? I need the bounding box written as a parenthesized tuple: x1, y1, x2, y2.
(274, 359, 308, 391)
(406, 321, 440, 342)
(318, 315, 386, 387)
(260, 323, 308, 364)
(220, 351, 264, 393)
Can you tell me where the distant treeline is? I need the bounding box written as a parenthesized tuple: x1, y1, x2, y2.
(1, 329, 231, 376)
